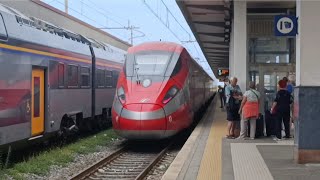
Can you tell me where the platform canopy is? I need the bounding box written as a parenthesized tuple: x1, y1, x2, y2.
(176, 0, 232, 78)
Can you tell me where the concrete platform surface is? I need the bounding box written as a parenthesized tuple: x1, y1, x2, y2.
(162, 97, 320, 180)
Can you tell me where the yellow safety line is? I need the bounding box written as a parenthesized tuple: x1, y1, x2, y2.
(197, 99, 227, 180)
(0, 43, 121, 69)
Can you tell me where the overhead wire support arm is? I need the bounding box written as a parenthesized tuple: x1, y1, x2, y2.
(98, 21, 141, 45)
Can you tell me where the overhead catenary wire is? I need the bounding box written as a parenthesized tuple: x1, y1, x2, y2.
(142, 0, 214, 78)
(45, 0, 134, 42)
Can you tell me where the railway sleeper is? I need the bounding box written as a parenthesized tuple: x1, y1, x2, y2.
(100, 168, 144, 173)
(108, 161, 149, 165)
(104, 166, 146, 170)
(96, 171, 142, 175)
(92, 174, 138, 178)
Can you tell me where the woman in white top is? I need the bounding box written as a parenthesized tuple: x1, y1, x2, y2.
(238, 81, 260, 139)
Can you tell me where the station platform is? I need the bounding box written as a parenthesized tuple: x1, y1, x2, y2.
(162, 96, 320, 180)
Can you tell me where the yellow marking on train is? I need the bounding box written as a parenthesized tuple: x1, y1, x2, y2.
(0, 43, 122, 69)
(197, 99, 227, 180)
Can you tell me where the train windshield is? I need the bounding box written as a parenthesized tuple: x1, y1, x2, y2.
(134, 54, 170, 75)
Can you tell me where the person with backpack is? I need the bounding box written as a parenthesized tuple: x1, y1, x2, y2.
(237, 81, 260, 140)
(225, 77, 242, 139)
(271, 80, 293, 140)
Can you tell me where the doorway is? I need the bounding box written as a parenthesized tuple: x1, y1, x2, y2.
(249, 64, 295, 113)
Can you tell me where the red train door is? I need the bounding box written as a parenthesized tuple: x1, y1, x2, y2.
(31, 68, 45, 136)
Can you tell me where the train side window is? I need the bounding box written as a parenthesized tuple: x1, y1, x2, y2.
(112, 71, 119, 87)
(81, 67, 90, 87)
(67, 65, 78, 87)
(105, 70, 113, 88)
(96, 69, 105, 87)
(58, 63, 64, 88)
(0, 13, 8, 41)
(171, 57, 182, 77)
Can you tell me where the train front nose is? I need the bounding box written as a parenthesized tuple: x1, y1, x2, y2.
(113, 103, 168, 139)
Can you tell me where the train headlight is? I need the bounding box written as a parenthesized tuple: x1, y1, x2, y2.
(162, 86, 179, 104)
(117, 86, 126, 104)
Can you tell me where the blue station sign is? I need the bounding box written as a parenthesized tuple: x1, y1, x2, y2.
(274, 15, 298, 36)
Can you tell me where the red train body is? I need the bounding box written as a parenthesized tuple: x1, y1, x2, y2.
(112, 42, 215, 139)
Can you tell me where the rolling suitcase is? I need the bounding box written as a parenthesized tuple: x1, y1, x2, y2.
(265, 110, 275, 136)
(255, 113, 264, 137)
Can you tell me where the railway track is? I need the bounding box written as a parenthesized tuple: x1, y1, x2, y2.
(70, 142, 170, 180)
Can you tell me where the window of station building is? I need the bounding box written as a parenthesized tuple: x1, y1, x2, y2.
(96, 69, 105, 87)
(67, 65, 79, 87)
(81, 67, 90, 87)
(105, 70, 113, 88)
(58, 63, 65, 87)
(248, 37, 292, 64)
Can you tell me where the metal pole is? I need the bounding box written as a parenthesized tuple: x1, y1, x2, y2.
(65, 0, 68, 14)
(129, 20, 133, 45)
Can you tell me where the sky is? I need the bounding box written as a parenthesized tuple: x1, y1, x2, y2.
(42, 0, 216, 80)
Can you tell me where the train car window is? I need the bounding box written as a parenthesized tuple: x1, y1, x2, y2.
(58, 63, 65, 87)
(67, 65, 79, 87)
(0, 14, 8, 41)
(112, 71, 119, 87)
(96, 69, 105, 87)
(171, 57, 182, 77)
(81, 67, 90, 87)
(105, 70, 113, 88)
(33, 77, 40, 117)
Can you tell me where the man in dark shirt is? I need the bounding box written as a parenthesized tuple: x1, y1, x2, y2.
(218, 85, 225, 108)
(271, 80, 293, 140)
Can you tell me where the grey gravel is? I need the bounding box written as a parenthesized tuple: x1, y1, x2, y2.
(145, 149, 180, 180)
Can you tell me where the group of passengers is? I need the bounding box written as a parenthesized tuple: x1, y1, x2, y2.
(218, 76, 294, 140)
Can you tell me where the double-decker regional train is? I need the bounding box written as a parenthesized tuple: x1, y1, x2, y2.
(0, 4, 126, 149)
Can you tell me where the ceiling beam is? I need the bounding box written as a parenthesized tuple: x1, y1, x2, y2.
(202, 41, 229, 46)
(186, 4, 229, 11)
(206, 51, 229, 54)
(198, 32, 225, 38)
(194, 21, 226, 27)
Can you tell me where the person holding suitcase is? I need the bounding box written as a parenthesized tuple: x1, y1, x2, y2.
(271, 80, 293, 140)
(237, 81, 260, 140)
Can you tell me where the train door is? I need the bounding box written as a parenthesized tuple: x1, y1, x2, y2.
(31, 68, 45, 136)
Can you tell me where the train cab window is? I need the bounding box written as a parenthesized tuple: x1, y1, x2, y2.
(96, 69, 105, 87)
(67, 65, 79, 87)
(171, 57, 182, 77)
(81, 67, 90, 87)
(105, 70, 113, 88)
(58, 63, 64, 87)
(134, 54, 170, 75)
(0, 14, 8, 41)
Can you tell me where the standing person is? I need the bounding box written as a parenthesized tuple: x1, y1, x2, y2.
(218, 85, 225, 108)
(283, 77, 293, 94)
(237, 82, 260, 139)
(271, 80, 293, 140)
(225, 77, 242, 138)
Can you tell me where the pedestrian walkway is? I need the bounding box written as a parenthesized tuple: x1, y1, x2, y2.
(162, 95, 320, 180)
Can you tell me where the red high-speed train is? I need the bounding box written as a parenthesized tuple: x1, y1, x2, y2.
(112, 42, 215, 139)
